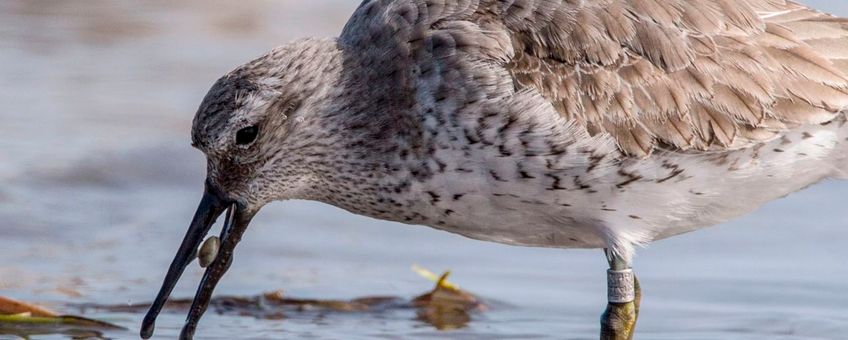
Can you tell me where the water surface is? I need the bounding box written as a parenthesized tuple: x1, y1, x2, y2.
(1, 1, 847, 339)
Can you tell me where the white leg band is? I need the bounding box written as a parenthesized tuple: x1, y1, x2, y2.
(607, 269, 635, 303)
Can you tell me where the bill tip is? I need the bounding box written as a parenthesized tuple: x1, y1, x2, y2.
(140, 318, 155, 339)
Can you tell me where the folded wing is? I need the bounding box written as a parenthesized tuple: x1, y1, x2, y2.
(341, 0, 848, 156)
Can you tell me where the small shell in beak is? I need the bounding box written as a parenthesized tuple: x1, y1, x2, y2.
(198, 236, 220, 268)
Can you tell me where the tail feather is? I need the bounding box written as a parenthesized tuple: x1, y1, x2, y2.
(832, 114, 848, 179)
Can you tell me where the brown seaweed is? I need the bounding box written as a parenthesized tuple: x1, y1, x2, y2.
(81, 269, 487, 330)
(0, 296, 126, 339)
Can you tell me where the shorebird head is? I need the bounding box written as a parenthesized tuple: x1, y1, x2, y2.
(141, 38, 342, 339)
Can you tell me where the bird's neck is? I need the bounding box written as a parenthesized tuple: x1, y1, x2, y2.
(286, 50, 431, 219)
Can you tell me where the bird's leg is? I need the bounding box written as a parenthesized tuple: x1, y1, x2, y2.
(600, 249, 641, 340)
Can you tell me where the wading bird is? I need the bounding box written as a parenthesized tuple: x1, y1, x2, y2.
(141, 1, 848, 339)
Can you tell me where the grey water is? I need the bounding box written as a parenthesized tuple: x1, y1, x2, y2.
(0, 1, 846, 339)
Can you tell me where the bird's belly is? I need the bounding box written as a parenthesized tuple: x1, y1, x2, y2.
(398, 118, 847, 249)
(628, 122, 846, 242)
(418, 194, 608, 249)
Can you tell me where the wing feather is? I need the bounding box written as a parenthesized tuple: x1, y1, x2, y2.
(341, 0, 848, 156)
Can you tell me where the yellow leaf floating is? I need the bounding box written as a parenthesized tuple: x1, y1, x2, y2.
(411, 264, 460, 290)
(410, 265, 486, 331)
(0, 296, 57, 317)
(0, 295, 126, 336)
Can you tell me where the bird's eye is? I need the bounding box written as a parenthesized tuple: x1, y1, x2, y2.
(235, 126, 259, 145)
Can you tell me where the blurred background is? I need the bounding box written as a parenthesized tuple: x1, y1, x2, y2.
(0, 1, 846, 339)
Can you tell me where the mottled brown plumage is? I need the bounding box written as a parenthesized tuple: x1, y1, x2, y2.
(344, 0, 848, 156)
(143, 1, 848, 339)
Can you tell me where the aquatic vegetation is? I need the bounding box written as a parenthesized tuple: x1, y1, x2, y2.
(1, 266, 487, 337)
(411, 267, 487, 330)
(0, 296, 125, 339)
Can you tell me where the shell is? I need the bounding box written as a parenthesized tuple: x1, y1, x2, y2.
(198, 236, 220, 268)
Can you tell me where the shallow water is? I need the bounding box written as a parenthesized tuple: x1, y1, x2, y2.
(1, 1, 847, 339)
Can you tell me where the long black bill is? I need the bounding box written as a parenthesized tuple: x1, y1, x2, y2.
(178, 203, 255, 339)
(140, 181, 231, 339)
